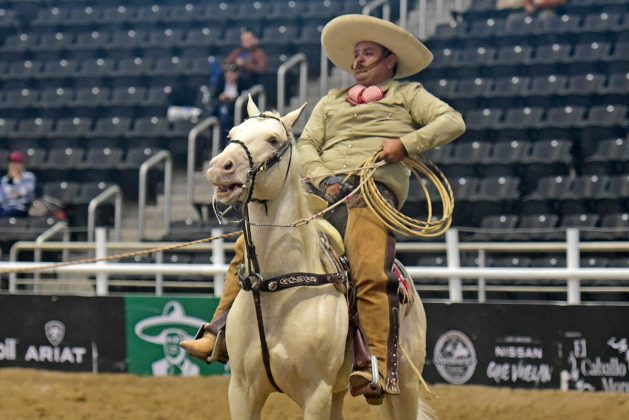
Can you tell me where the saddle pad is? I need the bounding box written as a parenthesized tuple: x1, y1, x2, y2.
(313, 218, 345, 256)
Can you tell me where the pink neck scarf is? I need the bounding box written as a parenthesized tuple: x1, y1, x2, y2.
(346, 84, 384, 106)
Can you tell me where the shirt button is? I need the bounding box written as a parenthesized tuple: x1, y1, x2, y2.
(348, 144, 352, 148)
(353, 113, 357, 118)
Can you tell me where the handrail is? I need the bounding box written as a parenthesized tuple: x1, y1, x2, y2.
(277, 53, 308, 115)
(363, 0, 390, 21)
(400, 0, 408, 29)
(138, 150, 172, 239)
(31, 222, 69, 294)
(418, 0, 428, 39)
(186, 116, 220, 205)
(87, 185, 122, 242)
(234, 84, 266, 126)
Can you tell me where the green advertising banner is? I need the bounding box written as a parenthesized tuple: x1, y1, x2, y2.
(124, 296, 228, 377)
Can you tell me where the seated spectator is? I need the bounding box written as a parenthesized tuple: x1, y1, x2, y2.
(224, 30, 268, 89)
(212, 63, 246, 144)
(523, 0, 567, 14)
(0, 151, 36, 218)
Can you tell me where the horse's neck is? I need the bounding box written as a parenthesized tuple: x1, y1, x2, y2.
(247, 173, 323, 278)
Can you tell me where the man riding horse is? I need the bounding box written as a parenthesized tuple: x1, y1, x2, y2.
(181, 15, 465, 402)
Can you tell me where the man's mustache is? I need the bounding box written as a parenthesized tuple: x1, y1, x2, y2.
(351, 56, 386, 73)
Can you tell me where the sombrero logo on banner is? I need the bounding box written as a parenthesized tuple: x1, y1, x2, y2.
(134, 301, 207, 377)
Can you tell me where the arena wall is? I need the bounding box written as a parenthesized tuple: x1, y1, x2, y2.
(1, 295, 627, 393)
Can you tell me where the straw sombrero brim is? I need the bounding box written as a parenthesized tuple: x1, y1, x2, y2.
(321, 15, 433, 79)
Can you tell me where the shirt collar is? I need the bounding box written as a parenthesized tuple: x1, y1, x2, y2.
(377, 78, 395, 92)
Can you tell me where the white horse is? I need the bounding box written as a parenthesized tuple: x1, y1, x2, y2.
(206, 97, 431, 420)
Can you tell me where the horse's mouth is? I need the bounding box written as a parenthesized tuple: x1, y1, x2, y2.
(214, 183, 245, 203)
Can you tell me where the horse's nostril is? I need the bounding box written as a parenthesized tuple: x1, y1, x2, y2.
(224, 160, 234, 171)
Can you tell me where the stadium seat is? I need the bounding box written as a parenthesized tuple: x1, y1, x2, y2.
(463, 108, 503, 132)
(471, 214, 520, 241)
(558, 174, 609, 215)
(482, 140, 531, 177)
(441, 141, 490, 177)
(34, 32, 74, 52)
(73, 86, 110, 107)
(42, 181, 81, 205)
(504, 213, 561, 241)
(78, 147, 124, 182)
(593, 174, 629, 215)
(1, 89, 37, 110)
(523, 175, 571, 214)
(50, 117, 92, 140)
(10, 118, 54, 140)
(40, 87, 74, 109)
(554, 213, 600, 240)
(91, 117, 132, 138)
(77, 58, 116, 79)
(583, 137, 629, 174)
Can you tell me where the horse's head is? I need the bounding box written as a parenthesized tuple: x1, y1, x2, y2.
(207, 95, 307, 206)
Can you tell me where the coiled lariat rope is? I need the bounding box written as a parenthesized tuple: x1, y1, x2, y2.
(354, 152, 454, 238)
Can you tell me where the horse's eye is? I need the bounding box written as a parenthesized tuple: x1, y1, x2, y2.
(267, 137, 279, 147)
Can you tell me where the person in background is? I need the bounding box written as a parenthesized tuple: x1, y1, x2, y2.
(523, 0, 567, 14)
(0, 151, 36, 218)
(212, 63, 246, 145)
(224, 30, 268, 89)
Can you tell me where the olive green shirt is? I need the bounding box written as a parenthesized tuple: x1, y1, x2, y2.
(297, 79, 466, 206)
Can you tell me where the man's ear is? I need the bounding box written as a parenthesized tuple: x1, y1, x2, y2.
(386, 53, 398, 70)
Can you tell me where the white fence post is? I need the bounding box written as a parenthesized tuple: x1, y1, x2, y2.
(95, 228, 108, 296)
(446, 228, 463, 302)
(478, 249, 486, 303)
(212, 228, 225, 297)
(566, 228, 581, 304)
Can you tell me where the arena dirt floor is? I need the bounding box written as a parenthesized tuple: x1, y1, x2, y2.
(1, 369, 628, 419)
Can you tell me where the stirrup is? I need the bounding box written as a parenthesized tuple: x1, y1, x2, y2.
(207, 329, 229, 364)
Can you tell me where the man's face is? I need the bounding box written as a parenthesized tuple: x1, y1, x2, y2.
(241, 32, 257, 49)
(352, 41, 397, 86)
(8, 161, 23, 176)
(225, 69, 239, 83)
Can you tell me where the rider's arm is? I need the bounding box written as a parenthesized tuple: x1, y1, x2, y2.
(297, 95, 333, 189)
(398, 83, 466, 157)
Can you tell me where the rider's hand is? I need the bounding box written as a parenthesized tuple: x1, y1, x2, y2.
(379, 139, 408, 163)
(325, 183, 343, 199)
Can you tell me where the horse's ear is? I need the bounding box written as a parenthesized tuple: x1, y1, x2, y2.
(247, 94, 260, 117)
(280, 102, 308, 129)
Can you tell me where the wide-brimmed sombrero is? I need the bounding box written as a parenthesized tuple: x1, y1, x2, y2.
(321, 14, 433, 79)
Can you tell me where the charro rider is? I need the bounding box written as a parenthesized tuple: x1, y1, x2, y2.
(181, 15, 465, 401)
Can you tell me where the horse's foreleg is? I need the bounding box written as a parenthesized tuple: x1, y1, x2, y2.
(302, 382, 334, 420)
(329, 390, 346, 420)
(228, 378, 269, 420)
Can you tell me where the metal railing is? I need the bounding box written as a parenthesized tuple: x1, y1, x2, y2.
(186, 116, 220, 205)
(400, 0, 409, 28)
(7, 232, 236, 295)
(234, 84, 266, 125)
(87, 185, 122, 242)
(138, 150, 172, 239)
(31, 222, 69, 294)
(363, 0, 391, 21)
(277, 53, 308, 115)
(4, 228, 629, 303)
